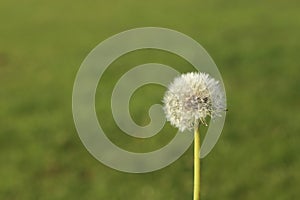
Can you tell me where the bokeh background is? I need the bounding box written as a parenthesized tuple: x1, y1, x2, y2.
(1, 0, 299, 199)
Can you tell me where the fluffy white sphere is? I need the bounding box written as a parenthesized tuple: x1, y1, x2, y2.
(163, 72, 226, 132)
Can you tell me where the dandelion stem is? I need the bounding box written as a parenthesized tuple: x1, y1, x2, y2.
(193, 124, 200, 200)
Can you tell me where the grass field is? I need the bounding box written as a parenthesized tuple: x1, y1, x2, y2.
(1, 0, 300, 199)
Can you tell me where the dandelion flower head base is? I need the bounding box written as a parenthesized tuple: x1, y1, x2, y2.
(163, 72, 226, 132)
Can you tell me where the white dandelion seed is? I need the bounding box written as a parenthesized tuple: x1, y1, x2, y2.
(163, 72, 226, 132)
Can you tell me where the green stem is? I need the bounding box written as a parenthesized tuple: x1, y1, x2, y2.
(193, 125, 200, 200)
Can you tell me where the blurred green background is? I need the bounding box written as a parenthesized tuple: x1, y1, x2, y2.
(1, 0, 299, 199)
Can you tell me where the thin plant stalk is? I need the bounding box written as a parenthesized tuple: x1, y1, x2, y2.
(193, 124, 200, 200)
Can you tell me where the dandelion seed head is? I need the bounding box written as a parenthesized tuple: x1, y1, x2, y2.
(163, 72, 226, 132)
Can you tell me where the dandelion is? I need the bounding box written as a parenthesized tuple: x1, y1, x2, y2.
(163, 72, 226, 131)
(162, 72, 226, 200)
